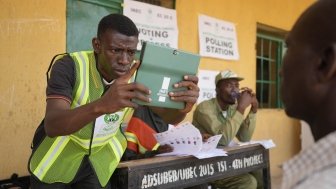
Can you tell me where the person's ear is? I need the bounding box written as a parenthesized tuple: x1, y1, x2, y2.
(215, 86, 220, 94)
(316, 44, 336, 82)
(92, 37, 101, 53)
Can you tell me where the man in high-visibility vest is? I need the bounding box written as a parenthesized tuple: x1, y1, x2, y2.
(29, 13, 199, 189)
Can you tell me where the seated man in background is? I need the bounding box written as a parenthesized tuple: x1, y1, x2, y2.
(192, 70, 260, 189)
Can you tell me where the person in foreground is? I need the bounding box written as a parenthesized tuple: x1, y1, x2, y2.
(192, 70, 260, 189)
(28, 14, 199, 189)
(280, 0, 336, 188)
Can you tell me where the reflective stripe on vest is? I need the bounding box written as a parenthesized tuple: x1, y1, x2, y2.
(71, 52, 89, 108)
(125, 131, 137, 143)
(152, 143, 160, 151)
(125, 131, 159, 154)
(111, 136, 124, 158)
(33, 136, 70, 179)
(125, 131, 147, 154)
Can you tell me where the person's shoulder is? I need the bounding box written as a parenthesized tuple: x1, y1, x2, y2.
(196, 98, 216, 111)
(51, 54, 75, 70)
(198, 98, 216, 106)
(296, 165, 336, 189)
(53, 50, 95, 75)
(55, 54, 74, 64)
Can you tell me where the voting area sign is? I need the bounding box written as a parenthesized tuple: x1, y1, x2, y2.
(123, 0, 178, 50)
(198, 14, 239, 60)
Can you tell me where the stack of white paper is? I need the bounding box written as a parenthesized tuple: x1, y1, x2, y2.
(236, 139, 276, 149)
(154, 122, 227, 159)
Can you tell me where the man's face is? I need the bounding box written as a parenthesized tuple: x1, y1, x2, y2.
(95, 30, 138, 81)
(216, 79, 240, 105)
(280, 19, 319, 119)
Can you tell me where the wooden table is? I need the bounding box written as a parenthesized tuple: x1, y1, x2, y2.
(114, 144, 271, 189)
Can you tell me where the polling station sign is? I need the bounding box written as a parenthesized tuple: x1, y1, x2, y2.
(123, 0, 178, 50)
(198, 14, 239, 60)
(197, 70, 218, 104)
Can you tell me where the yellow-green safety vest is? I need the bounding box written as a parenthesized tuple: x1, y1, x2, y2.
(29, 51, 130, 187)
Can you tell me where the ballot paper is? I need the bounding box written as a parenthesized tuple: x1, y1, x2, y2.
(154, 122, 227, 159)
(229, 139, 276, 149)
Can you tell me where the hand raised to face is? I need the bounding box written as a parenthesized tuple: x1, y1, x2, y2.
(236, 87, 258, 114)
(99, 61, 151, 113)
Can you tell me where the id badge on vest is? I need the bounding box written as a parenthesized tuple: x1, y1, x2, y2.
(94, 111, 123, 138)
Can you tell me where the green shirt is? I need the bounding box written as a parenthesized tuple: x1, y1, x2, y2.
(192, 98, 256, 146)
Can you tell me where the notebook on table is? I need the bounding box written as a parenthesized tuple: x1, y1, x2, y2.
(133, 42, 201, 109)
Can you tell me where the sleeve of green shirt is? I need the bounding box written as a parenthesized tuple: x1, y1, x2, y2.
(236, 112, 256, 142)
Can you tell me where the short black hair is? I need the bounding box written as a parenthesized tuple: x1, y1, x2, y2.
(97, 14, 139, 38)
